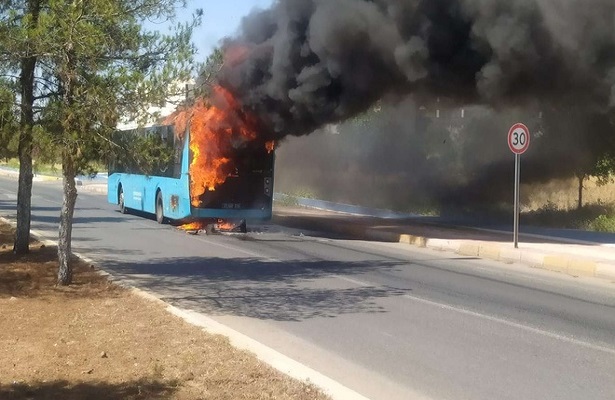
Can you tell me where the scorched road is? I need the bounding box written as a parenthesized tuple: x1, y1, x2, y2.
(1, 176, 615, 400)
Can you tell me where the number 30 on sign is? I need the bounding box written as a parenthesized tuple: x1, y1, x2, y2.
(508, 123, 530, 155)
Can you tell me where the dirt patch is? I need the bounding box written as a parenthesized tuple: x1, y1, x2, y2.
(0, 222, 329, 400)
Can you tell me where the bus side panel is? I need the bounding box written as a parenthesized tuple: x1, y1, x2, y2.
(107, 173, 121, 205)
(108, 173, 144, 211)
(143, 176, 191, 220)
(142, 176, 155, 214)
(129, 175, 146, 211)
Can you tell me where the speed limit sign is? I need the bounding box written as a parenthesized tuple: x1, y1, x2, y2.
(508, 123, 530, 154)
(508, 122, 530, 249)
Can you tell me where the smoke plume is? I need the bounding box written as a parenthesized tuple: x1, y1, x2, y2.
(209, 0, 615, 211)
(219, 0, 615, 140)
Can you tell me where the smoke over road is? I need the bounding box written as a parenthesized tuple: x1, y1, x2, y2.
(220, 0, 615, 138)
(212, 0, 615, 210)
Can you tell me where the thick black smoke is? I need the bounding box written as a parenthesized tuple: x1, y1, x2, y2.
(219, 0, 615, 140)
(211, 0, 615, 211)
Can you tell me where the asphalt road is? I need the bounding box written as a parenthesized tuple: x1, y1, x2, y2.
(1, 176, 615, 400)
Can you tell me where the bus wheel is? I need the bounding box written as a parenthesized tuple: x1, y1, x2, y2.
(119, 187, 127, 214)
(156, 191, 165, 224)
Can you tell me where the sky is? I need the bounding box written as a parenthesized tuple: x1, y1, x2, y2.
(178, 0, 275, 62)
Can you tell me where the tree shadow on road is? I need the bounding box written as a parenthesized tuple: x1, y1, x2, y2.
(101, 256, 411, 322)
(0, 378, 178, 400)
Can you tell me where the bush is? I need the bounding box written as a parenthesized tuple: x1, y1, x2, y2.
(588, 214, 615, 233)
(274, 193, 299, 207)
(522, 202, 615, 230)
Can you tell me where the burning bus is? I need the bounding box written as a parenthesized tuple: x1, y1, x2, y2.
(107, 87, 275, 232)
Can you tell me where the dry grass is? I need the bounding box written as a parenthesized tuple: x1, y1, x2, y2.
(518, 177, 615, 231)
(0, 222, 329, 400)
(522, 177, 615, 212)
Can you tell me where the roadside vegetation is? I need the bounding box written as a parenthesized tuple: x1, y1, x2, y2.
(519, 177, 615, 232)
(1, 0, 202, 284)
(523, 203, 615, 232)
(1, 158, 62, 177)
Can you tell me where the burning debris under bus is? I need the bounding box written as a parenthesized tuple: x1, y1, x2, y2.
(107, 86, 275, 233)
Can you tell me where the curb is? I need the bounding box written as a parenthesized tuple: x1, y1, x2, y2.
(0, 169, 107, 194)
(364, 228, 615, 282)
(0, 168, 61, 182)
(78, 184, 107, 194)
(0, 169, 107, 185)
(0, 215, 369, 400)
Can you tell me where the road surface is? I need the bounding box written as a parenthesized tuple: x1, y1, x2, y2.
(1, 176, 614, 400)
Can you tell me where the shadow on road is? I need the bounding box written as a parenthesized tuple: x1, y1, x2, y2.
(0, 379, 178, 400)
(100, 256, 410, 322)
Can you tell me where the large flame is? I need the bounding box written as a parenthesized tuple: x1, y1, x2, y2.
(166, 85, 259, 207)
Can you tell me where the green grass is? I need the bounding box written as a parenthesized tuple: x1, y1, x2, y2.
(274, 193, 299, 207)
(0, 159, 107, 177)
(587, 214, 615, 233)
(1, 158, 19, 170)
(522, 203, 615, 232)
(0, 158, 60, 176)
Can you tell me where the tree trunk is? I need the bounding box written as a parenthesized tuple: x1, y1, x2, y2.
(13, 128, 34, 254)
(57, 16, 79, 286)
(577, 174, 585, 210)
(13, 57, 36, 254)
(13, 0, 39, 254)
(57, 152, 78, 286)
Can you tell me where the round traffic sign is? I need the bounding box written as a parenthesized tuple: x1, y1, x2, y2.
(508, 123, 530, 155)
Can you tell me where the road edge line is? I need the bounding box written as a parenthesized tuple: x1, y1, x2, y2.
(0, 215, 371, 400)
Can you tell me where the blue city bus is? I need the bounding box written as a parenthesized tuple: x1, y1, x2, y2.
(107, 125, 274, 229)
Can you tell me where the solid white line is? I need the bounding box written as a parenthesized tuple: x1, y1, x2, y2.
(334, 274, 615, 355)
(159, 303, 372, 400)
(0, 215, 371, 400)
(402, 293, 615, 355)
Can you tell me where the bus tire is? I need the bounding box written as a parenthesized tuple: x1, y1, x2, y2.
(156, 191, 165, 224)
(119, 186, 127, 214)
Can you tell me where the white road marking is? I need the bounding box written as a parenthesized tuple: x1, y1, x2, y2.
(7, 178, 615, 358)
(402, 293, 615, 356)
(334, 274, 615, 356)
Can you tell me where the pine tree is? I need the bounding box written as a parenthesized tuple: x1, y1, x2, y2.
(2, 0, 200, 284)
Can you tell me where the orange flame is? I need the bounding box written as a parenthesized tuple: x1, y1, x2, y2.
(179, 221, 207, 231)
(179, 219, 237, 232)
(217, 221, 237, 231)
(166, 86, 260, 207)
(265, 141, 275, 153)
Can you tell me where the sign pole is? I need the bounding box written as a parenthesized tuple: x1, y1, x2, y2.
(507, 122, 530, 249)
(513, 153, 520, 248)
